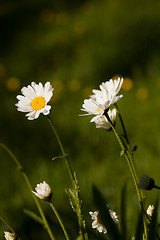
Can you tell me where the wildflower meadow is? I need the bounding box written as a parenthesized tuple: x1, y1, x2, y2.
(1, 0, 160, 239)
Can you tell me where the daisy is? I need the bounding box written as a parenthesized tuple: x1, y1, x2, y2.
(32, 181, 52, 201)
(4, 232, 16, 240)
(81, 78, 123, 122)
(94, 108, 116, 130)
(16, 82, 54, 120)
(89, 210, 107, 234)
(89, 209, 118, 234)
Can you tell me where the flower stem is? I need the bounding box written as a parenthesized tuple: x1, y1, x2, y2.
(104, 112, 147, 239)
(0, 143, 55, 240)
(49, 202, 70, 240)
(0, 215, 15, 233)
(114, 103, 130, 146)
(47, 116, 74, 183)
(47, 116, 89, 240)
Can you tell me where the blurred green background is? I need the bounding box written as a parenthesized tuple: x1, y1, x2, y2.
(1, 0, 160, 239)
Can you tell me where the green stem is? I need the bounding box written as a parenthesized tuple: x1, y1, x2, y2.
(104, 112, 147, 239)
(114, 103, 130, 146)
(105, 112, 141, 200)
(0, 143, 55, 240)
(0, 215, 15, 233)
(49, 202, 70, 240)
(47, 116, 89, 240)
(47, 116, 74, 183)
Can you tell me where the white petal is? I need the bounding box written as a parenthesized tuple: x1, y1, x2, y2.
(43, 105, 51, 115)
(21, 85, 36, 100)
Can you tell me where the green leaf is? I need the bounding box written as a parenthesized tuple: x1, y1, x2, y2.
(120, 184, 127, 240)
(92, 185, 122, 240)
(23, 209, 44, 227)
(134, 211, 143, 240)
(76, 235, 83, 240)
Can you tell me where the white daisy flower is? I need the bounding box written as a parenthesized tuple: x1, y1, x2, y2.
(89, 210, 107, 234)
(16, 82, 54, 120)
(147, 205, 154, 217)
(81, 78, 123, 122)
(89, 209, 118, 234)
(4, 232, 16, 240)
(32, 181, 52, 201)
(94, 108, 116, 130)
(100, 77, 123, 96)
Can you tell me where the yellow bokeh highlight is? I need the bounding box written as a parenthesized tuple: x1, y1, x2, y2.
(51, 80, 64, 102)
(82, 86, 94, 98)
(69, 79, 81, 91)
(0, 64, 6, 78)
(40, 9, 54, 22)
(81, 2, 94, 15)
(112, 74, 122, 80)
(122, 78, 133, 91)
(6, 77, 20, 91)
(136, 88, 149, 100)
(74, 21, 87, 35)
(55, 12, 69, 26)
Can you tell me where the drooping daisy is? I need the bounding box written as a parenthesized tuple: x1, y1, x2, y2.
(147, 205, 154, 217)
(4, 232, 16, 240)
(32, 181, 52, 201)
(16, 82, 54, 120)
(89, 209, 118, 234)
(100, 77, 123, 97)
(81, 78, 123, 122)
(94, 108, 116, 130)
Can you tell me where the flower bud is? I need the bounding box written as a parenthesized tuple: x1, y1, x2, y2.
(137, 175, 155, 190)
(32, 181, 52, 201)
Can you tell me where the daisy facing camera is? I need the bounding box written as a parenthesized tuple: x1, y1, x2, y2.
(15, 82, 54, 120)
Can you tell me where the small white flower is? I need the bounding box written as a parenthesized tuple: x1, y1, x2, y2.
(94, 108, 116, 130)
(109, 209, 118, 223)
(32, 181, 52, 201)
(16, 82, 54, 120)
(81, 78, 123, 122)
(89, 211, 107, 234)
(147, 205, 154, 217)
(4, 232, 16, 240)
(89, 209, 118, 234)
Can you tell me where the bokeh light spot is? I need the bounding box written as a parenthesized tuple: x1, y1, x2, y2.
(6, 77, 20, 91)
(81, 2, 94, 15)
(122, 78, 133, 91)
(55, 12, 69, 26)
(74, 21, 87, 35)
(51, 80, 64, 102)
(40, 9, 54, 23)
(136, 88, 149, 100)
(69, 79, 81, 91)
(82, 86, 94, 97)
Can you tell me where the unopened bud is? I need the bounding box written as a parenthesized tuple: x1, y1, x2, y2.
(137, 175, 155, 190)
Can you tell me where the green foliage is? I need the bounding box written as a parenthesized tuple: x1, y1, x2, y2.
(66, 172, 88, 240)
(23, 209, 44, 227)
(1, 0, 160, 239)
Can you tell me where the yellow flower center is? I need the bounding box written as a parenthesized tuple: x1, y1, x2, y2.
(97, 108, 101, 112)
(31, 96, 46, 110)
